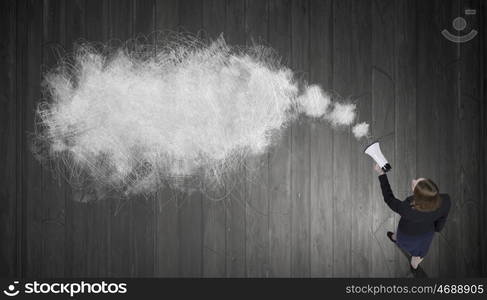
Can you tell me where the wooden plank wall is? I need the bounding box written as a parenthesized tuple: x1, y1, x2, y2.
(0, 0, 17, 277)
(482, 0, 487, 277)
(244, 0, 269, 277)
(0, 0, 485, 278)
(309, 0, 333, 277)
(393, 0, 418, 277)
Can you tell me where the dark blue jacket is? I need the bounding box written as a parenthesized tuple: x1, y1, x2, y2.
(378, 174, 451, 235)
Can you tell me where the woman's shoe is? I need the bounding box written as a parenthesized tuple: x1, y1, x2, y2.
(386, 231, 396, 243)
(410, 256, 424, 269)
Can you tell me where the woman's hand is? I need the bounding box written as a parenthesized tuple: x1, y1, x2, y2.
(373, 163, 384, 175)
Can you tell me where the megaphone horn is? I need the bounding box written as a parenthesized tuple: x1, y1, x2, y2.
(364, 141, 392, 172)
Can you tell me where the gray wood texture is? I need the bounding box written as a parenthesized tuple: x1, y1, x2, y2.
(0, 0, 17, 277)
(309, 0, 334, 278)
(1, 0, 485, 277)
(244, 0, 269, 277)
(393, 0, 418, 277)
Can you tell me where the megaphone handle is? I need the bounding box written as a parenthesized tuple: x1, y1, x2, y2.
(381, 163, 392, 172)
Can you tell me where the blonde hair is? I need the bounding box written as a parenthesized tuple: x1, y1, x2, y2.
(412, 178, 441, 212)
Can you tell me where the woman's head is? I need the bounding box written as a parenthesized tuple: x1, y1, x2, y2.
(411, 178, 441, 212)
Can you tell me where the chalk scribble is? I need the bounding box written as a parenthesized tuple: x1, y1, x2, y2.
(34, 33, 368, 195)
(352, 122, 370, 139)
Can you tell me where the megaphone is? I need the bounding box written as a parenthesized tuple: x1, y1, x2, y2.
(364, 141, 391, 172)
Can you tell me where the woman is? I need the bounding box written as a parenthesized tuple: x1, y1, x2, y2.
(373, 164, 451, 270)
